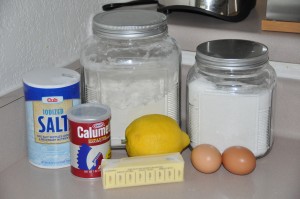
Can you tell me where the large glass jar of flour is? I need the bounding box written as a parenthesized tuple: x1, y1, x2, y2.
(81, 10, 181, 147)
(187, 39, 276, 157)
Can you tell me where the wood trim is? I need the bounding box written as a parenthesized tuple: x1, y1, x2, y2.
(261, 19, 300, 34)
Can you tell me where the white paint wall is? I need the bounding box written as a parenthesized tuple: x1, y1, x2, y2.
(0, 0, 126, 96)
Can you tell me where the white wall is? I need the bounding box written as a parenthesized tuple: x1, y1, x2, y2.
(0, 0, 126, 96)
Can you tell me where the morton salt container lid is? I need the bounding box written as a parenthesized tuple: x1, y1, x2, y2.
(92, 10, 168, 39)
(23, 68, 80, 88)
(67, 103, 111, 123)
(196, 39, 269, 71)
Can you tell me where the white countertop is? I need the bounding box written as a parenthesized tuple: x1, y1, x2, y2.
(1, 134, 300, 199)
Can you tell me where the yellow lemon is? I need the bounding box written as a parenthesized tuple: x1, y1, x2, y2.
(125, 114, 190, 156)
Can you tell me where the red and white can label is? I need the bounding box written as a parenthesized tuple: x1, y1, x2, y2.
(69, 118, 111, 178)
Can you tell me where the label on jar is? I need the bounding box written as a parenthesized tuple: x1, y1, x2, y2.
(69, 119, 111, 178)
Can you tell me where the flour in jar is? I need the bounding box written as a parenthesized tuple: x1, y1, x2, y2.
(84, 68, 179, 147)
(188, 77, 272, 157)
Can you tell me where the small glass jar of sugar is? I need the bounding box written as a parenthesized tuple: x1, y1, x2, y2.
(80, 10, 181, 147)
(187, 39, 276, 157)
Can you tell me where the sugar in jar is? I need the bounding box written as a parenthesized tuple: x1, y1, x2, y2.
(80, 10, 181, 147)
(187, 39, 276, 157)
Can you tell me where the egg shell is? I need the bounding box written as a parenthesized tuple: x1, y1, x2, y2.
(222, 146, 256, 175)
(191, 144, 222, 174)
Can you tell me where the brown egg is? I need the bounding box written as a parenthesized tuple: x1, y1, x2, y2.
(191, 144, 222, 174)
(222, 146, 256, 175)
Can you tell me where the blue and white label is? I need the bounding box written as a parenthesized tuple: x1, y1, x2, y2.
(24, 82, 80, 168)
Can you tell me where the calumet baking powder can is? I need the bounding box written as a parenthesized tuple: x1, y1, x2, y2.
(67, 103, 111, 178)
(23, 68, 80, 168)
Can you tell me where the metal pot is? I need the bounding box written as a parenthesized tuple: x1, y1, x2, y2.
(102, 0, 256, 22)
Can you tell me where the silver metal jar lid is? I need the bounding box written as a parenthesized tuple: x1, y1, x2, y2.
(92, 10, 167, 39)
(67, 103, 111, 123)
(196, 39, 269, 71)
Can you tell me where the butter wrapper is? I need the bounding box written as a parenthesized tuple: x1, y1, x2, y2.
(101, 152, 184, 189)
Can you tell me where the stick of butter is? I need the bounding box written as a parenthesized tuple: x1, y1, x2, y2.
(101, 152, 184, 189)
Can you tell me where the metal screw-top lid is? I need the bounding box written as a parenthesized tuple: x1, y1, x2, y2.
(92, 10, 168, 39)
(196, 39, 269, 71)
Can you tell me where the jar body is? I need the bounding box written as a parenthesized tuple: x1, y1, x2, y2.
(187, 62, 276, 157)
(81, 34, 181, 147)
